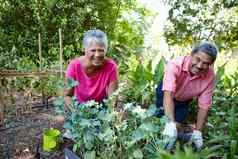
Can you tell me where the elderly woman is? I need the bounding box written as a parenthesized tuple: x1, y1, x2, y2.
(64, 29, 118, 108)
(156, 42, 218, 150)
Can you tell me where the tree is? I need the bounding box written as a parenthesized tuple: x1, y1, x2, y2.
(0, 0, 152, 69)
(163, 0, 238, 50)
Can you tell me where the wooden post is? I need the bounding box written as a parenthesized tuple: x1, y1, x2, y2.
(59, 28, 64, 96)
(59, 28, 63, 78)
(38, 32, 45, 107)
(38, 33, 42, 71)
(0, 79, 4, 126)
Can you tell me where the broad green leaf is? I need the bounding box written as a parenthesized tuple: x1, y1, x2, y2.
(73, 142, 81, 152)
(53, 97, 64, 106)
(138, 123, 158, 132)
(230, 140, 238, 156)
(146, 60, 152, 73)
(146, 104, 157, 117)
(84, 150, 96, 159)
(131, 129, 147, 143)
(133, 149, 143, 159)
(84, 132, 94, 150)
(160, 116, 169, 125)
(67, 78, 79, 88)
(215, 63, 226, 84)
(80, 118, 91, 127)
(154, 57, 165, 84)
(44, 0, 56, 9)
(63, 122, 73, 130)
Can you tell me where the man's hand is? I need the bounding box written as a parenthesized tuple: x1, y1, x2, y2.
(162, 121, 177, 150)
(162, 121, 177, 137)
(196, 107, 209, 131)
(191, 130, 203, 150)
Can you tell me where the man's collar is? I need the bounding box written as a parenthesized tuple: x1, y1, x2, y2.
(182, 55, 207, 79)
(182, 56, 191, 72)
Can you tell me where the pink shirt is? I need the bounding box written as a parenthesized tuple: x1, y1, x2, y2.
(162, 56, 215, 109)
(66, 58, 118, 103)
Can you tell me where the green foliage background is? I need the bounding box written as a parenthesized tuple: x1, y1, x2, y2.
(0, 0, 152, 69)
(164, 0, 238, 49)
(1, 0, 238, 158)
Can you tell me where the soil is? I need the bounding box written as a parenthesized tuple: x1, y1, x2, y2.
(0, 101, 69, 159)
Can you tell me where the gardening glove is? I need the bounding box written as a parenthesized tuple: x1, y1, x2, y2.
(162, 121, 177, 137)
(191, 130, 203, 150)
(63, 129, 75, 140)
(162, 122, 177, 150)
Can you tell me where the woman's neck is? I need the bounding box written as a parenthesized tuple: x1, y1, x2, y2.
(80, 56, 102, 75)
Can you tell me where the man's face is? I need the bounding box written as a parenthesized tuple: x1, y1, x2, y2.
(85, 41, 106, 67)
(189, 51, 214, 76)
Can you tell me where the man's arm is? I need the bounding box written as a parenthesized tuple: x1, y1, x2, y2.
(196, 72, 214, 131)
(196, 107, 209, 131)
(163, 91, 175, 122)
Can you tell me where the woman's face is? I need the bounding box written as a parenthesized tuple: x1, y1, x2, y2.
(189, 51, 213, 76)
(85, 41, 106, 67)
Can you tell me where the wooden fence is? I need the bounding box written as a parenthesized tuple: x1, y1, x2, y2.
(0, 70, 65, 126)
(0, 70, 64, 77)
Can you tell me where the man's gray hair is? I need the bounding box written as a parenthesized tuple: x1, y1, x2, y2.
(192, 42, 218, 62)
(83, 29, 108, 50)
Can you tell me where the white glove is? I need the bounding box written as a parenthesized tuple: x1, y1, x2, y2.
(63, 129, 75, 140)
(162, 122, 177, 150)
(162, 122, 177, 138)
(191, 130, 203, 149)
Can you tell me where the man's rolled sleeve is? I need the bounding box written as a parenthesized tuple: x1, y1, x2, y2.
(162, 62, 179, 93)
(198, 77, 215, 109)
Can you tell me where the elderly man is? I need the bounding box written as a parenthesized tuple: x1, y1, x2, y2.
(156, 42, 218, 150)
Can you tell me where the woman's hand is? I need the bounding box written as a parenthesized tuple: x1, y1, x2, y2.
(64, 96, 76, 112)
(53, 115, 65, 124)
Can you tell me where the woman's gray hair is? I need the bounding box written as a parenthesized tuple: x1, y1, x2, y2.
(82, 29, 108, 50)
(191, 42, 218, 62)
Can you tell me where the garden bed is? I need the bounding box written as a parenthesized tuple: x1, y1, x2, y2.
(0, 102, 66, 159)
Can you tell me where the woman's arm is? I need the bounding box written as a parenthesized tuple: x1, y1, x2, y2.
(64, 79, 75, 111)
(107, 79, 118, 96)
